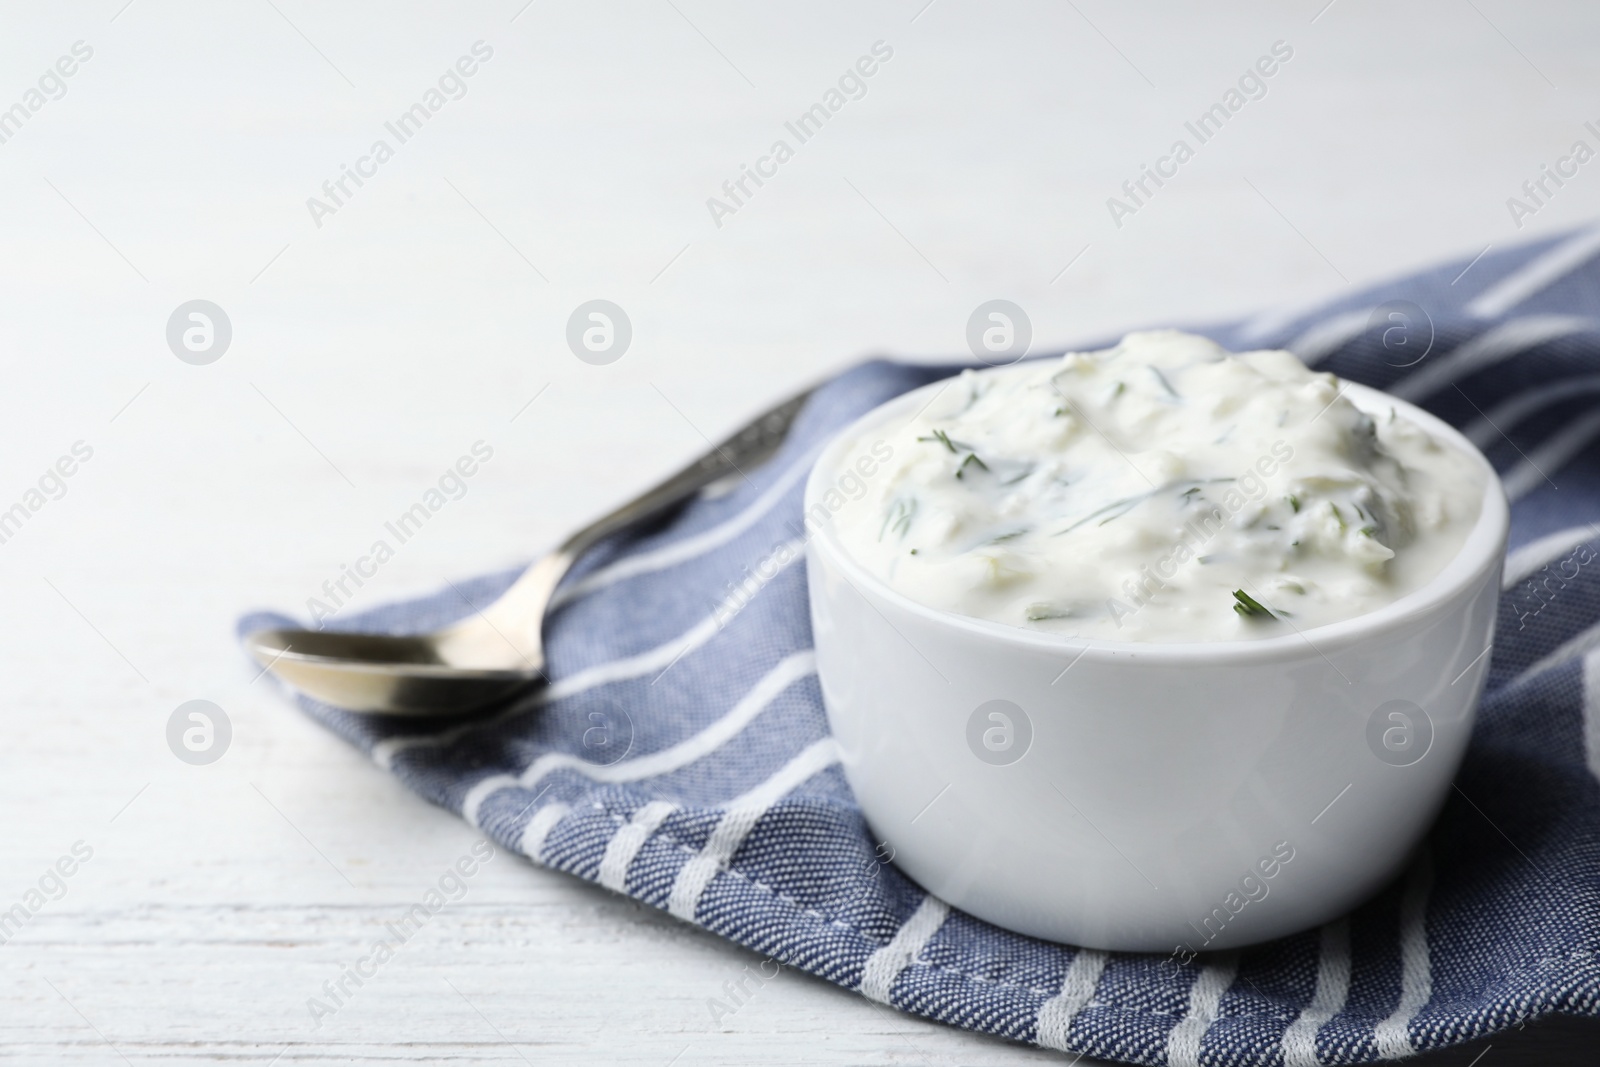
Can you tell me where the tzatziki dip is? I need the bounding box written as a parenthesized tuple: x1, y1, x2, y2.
(832, 330, 1485, 642)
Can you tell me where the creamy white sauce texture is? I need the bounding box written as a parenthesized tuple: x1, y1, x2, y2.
(832, 330, 1485, 642)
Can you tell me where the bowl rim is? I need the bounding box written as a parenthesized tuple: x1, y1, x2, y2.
(805, 370, 1511, 665)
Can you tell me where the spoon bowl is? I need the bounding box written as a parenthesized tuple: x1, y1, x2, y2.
(244, 626, 539, 716)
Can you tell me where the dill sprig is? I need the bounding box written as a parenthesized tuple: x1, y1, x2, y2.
(1232, 589, 1276, 620)
(879, 496, 917, 542)
(919, 428, 990, 481)
(1148, 365, 1181, 399)
(956, 452, 989, 479)
(1055, 491, 1156, 535)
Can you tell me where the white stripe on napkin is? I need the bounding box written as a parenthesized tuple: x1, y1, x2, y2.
(1035, 948, 1108, 1051)
(1282, 919, 1352, 1067)
(1237, 285, 1363, 345)
(1465, 373, 1600, 450)
(597, 799, 678, 892)
(1388, 315, 1595, 403)
(373, 691, 543, 771)
(1515, 620, 1600, 684)
(858, 894, 950, 1004)
(1581, 651, 1600, 781)
(1502, 408, 1600, 502)
(1287, 310, 1370, 367)
(1374, 848, 1435, 1059)
(519, 802, 571, 861)
(549, 441, 822, 610)
(373, 550, 806, 771)
(1503, 525, 1598, 588)
(1166, 955, 1239, 1067)
(1467, 225, 1600, 319)
(462, 650, 816, 827)
(666, 737, 840, 922)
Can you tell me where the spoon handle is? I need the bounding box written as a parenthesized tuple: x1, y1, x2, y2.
(478, 384, 817, 652)
(563, 385, 815, 557)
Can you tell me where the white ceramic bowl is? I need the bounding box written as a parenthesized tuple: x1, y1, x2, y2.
(805, 378, 1508, 952)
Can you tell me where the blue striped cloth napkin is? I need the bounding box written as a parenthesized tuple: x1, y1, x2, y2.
(242, 226, 1600, 1064)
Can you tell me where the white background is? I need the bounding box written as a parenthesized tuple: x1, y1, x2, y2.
(1, 1, 1596, 1062)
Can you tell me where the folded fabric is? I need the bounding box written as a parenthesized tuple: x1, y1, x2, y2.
(241, 225, 1600, 1065)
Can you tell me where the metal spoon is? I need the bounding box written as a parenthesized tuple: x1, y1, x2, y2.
(244, 386, 815, 716)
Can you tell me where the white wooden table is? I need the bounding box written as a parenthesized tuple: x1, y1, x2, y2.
(2, 1, 1594, 1062)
